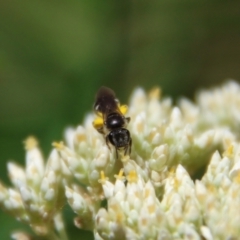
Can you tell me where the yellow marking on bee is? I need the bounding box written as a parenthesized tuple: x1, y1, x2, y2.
(119, 104, 128, 115)
(93, 104, 128, 130)
(92, 117, 104, 129)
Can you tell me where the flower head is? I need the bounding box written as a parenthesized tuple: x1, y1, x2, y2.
(0, 137, 65, 236)
(1, 81, 240, 239)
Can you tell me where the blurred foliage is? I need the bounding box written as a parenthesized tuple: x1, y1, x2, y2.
(0, 1, 240, 239)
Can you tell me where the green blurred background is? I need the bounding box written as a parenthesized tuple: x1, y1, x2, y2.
(0, 1, 240, 239)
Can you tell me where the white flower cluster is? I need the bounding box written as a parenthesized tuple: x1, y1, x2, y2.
(1, 81, 240, 240)
(0, 137, 68, 238)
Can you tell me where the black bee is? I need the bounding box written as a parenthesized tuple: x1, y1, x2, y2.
(93, 86, 132, 158)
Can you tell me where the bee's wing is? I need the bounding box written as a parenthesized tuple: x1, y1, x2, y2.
(94, 86, 119, 115)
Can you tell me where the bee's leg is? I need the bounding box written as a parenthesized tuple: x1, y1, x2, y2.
(97, 127, 104, 134)
(115, 147, 119, 159)
(129, 137, 132, 155)
(124, 146, 128, 156)
(105, 135, 111, 150)
(124, 137, 132, 156)
(125, 117, 131, 123)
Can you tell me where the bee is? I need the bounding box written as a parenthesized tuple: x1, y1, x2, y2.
(92, 86, 132, 158)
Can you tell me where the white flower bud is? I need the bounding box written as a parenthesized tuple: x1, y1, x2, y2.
(7, 162, 26, 189)
(200, 226, 213, 240)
